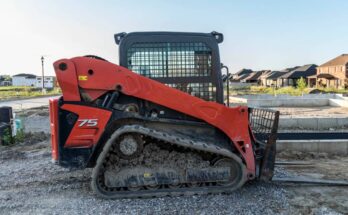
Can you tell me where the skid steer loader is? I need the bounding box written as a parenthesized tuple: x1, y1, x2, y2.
(49, 31, 279, 198)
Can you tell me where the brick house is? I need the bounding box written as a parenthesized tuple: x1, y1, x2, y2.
(313, 54, 348, 88)
(265, 71, 288, 87)
(231, 68, 253, 81)
(240, 71, 264, 84)
(258, 70, 273, 86)
(278, 64, 317, 87)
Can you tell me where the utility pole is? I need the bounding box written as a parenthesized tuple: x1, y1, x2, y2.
(41, 56, 45, 94)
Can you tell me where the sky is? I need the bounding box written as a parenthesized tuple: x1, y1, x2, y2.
(0, 0, 347, 76)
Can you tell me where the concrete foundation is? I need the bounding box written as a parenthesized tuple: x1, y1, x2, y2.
(279, 117, 348, 130)
(230, 94, 348, 108)
(230, 94, 348, 130)
(329, 98, 348, 108)
(277, 139, 348, 155)
(249, 98, 329, 107)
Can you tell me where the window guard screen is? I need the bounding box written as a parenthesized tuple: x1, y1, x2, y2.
(126, 42, 216, 101)
(165, 82, 216, 102)
(126, 42, 212, 78)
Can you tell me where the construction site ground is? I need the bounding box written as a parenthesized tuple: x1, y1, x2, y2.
(0, 107, 347, 214)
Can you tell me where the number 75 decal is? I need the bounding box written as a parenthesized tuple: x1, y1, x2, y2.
(78, 119, 98, 127)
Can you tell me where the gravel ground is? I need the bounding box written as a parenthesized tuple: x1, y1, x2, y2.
(1, 108, 347, 214)
(18, 106, 50, 134)
(278, 151, 348, 215)
(0, 139, 294, 215)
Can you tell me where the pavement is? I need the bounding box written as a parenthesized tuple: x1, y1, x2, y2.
(0, 96, 60, 110)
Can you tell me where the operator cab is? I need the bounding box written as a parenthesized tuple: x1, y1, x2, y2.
(115, 31, 224, 103)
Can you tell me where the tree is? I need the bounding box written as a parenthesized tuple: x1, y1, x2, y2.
(4, 75, 12, 81)
(1, 75, 12, 81)
(296, 77, 307, 96)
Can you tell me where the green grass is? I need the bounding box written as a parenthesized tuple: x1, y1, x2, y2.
(318, 87, 348, 94)
(0, 86, 29, 91)
(0, 86, 61, 100)
(229, 86, 348, 96)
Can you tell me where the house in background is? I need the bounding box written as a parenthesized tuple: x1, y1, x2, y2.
(258, 70, 274, 86)
(240, 71, 264, 84)
(12, 73, 36, 87)
(35, 76, 57, 89)
(232, 55, 348, 89)
(278, 64, 317, 87)
(312, 54, 348, 88)
(0, 75, 12, 86)
(232, 68, 253, 81)
(281, 66, 300, 73)
(264, 71, 288, 87)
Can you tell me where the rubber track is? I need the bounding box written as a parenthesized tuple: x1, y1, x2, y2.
(91, 125, 247, 199)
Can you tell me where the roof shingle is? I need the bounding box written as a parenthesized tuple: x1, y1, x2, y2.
(279, 64, 317, 79)
(13, 73, 36, 78)
(319, 54, 348, 67)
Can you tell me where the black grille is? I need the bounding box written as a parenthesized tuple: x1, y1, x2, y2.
(248, 108, 279, 146)
(127, 42, 212, 78)
(166, 83, 216, 101)
(126, 42, 216, 101)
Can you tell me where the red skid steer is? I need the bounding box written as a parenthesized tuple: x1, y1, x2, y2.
(49, 31, 279, 198)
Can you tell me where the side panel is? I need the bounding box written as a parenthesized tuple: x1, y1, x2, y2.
(61, 104, 112, 148)
(52, 103, 112, 168)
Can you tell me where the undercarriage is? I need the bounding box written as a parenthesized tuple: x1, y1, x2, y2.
(91, 125, 246, 198)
